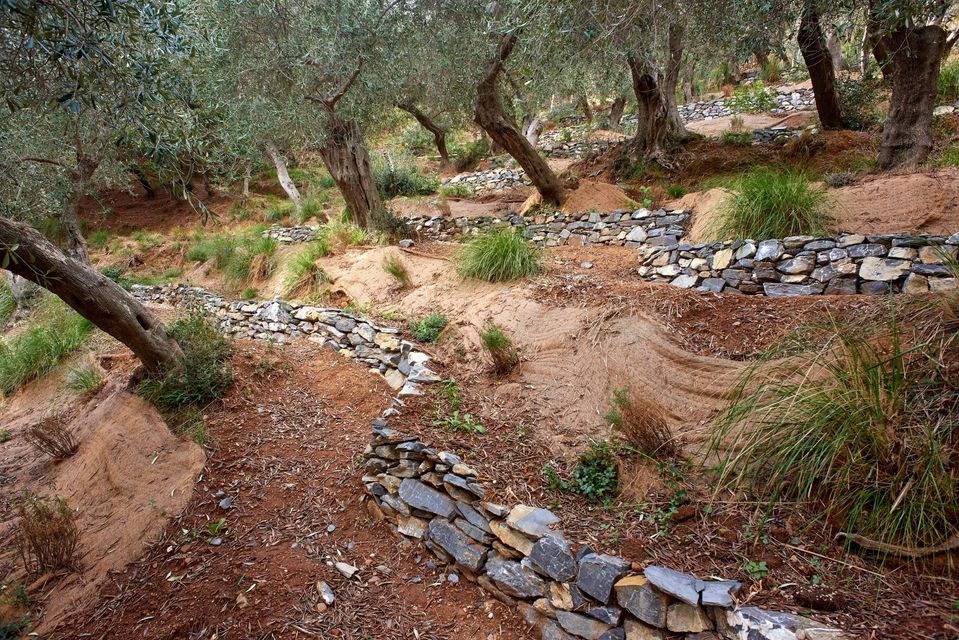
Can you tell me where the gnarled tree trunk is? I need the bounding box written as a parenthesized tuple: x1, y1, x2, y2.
(397, 103, 450, 162)
(876, 25, 947, 169)
(609, 95, 626, 130)
(0, 217, 183, 373)
(474, 33, 566, 207)
(683, 62, 696, 104)
(319, 116, 389, 230)
(578, 95, 593, 122)
(826, 28, 845, 74)
(664, 23, 688, 138)
(798, 0, 844, 129)
(626, 55, 670, 163)
(264, 144, 303, 214)
(524, 118, 544, 147)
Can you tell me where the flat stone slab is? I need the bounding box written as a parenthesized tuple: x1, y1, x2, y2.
(528, 534, 577, 582)
(426, 519, 487, 571)
(398, 478, 456, 519)
(577, 553, 630, 604)
(644, 566, 699, 605)
(615, 576, 667, 628)
(555, 610, 612, 640)
(506, 504, 561, 538)
(485, 552, 547, 599)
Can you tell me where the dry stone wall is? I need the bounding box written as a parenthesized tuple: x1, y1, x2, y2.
(363, 422, 847, 640)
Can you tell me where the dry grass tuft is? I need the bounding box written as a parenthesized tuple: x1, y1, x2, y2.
(605, 387, 677, 458)
(25, 416, 77, 459)
(16, 493, 79, 575)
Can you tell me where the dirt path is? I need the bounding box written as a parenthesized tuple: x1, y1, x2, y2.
(62, 341, 527, 640)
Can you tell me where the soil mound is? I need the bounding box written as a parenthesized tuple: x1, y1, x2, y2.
(521, 179, 634, 215)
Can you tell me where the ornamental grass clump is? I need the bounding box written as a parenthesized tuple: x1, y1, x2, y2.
(480, 323, 519, 375)
(709, 311, 959, 550)
(16, 493, 79, 575)
(714, 168, 832, 241)
(457, 227, 540, 282)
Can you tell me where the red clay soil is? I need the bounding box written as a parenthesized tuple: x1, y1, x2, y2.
(61, 341, 527, 640)
(79, 181, 229, 234)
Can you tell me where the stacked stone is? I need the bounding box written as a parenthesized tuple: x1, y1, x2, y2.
(363, 421, 847, 640)
(750, 126, 813, 144)
(264, 224, 322, 243)
(403, 209, 691, 249)
(637, 233, 959, 296)
(129, 284, 440, 396)
(442, 168, 531, 194)
(670, 88, 817, 123)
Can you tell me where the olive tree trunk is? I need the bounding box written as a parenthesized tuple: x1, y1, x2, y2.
(524, 118, 544, 147)
(626, 55, 670, 162)
(0, 217, 184, 373)
(798, 0, 844, 129)
(664, 23, 688, 138)
(876, 26, 948, 169)
(319, 116, 389, 230)
(264, 144, 303, 213)
(474, 33, 566, 207)
(397, 103, 450, 162)
(578, 95, 593, 122)
(609, 96, 626, 130)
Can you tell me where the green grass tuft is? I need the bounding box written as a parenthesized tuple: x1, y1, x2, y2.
(713, 168, 832, 241)
(382, 254, 411, 288)
(0, 299, 93, 395)
(0, 280, 17, 328)
(65, 363, 104, 394)
(409, 313, 447, 343)
(480, 323, 519, 374)
(456, 227, 540, 282)
(283, 243, 330, 299)
(709, 313, 959, 549)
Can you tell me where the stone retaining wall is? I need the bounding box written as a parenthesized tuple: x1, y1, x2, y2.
(673, 88, 816, 123)
(363, 422, 846, 640)
(129, 284, 439, 398)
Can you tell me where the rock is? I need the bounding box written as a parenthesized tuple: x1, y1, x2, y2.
(859, 281, 891, 295)
(426, 519, 488, 571)
(555, 610, 613, 640)
(615, 576, 668, 627)
(670, 274, 699, 289)
(625, 227, 648, 243)
(484, 552, 547, 598)
(902, 273, 930, 294)
(837, 234, 865, 248)
(586, 605, 621, 625)
(549, 581, 575, 610)
(698, 278, 725, 293)
(643, 566, 699, 605)
(577, 554, 630, 605)
(489, 518, 534, 555)
(383, 368, 406, 390)
(335, 562, 359, 579)
(454, 517, 492, 544)
(666, 602, 711, 632)
(888, 247, 918, 260)
(534, 597, 557, 618)
(506, 505, 561, 538)
(754, 240, 784, 262)
(919, 244, 955, 263)
(859, 257, 911, 281)
(656, 264, 682, 277)
(316, 581, 335, 605)
(544, 620, 578, 640)
(930, 277, 958, 292)
(699, 580, 741, 608)
(711, 248, 734, 270)
(398, 479, 456, 519)
(597, 629, 625, 640)
(397, 515, 429, 539)
(777, 255, 815, 275)
(763, 283, 824, 296)
(735, 242, 756, 260)
(456, 503, 493, 534)
(847, 243, 886, 259)
(623, 618, 663, 640)
(529, 534, 577, 582)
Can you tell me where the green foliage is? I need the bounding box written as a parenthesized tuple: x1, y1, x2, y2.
(299, 195, 325, 222)
(65, 363, 104, 394)
(481, 323, 519, 375)
(451, 138, 490, 172)
(87, 229, 111, 249)
(265, 200, 295, 223)
(186, 233, 237, 267)
(137, 311, 233, 413)
(837, 73, 884, 130)
(433, 378, 483, 433)
(409, 313, 447, 343)
(382, 254, 412, 288)
(758, 57, 782, 84)
(186, 230, 276, 284)
(437, 410, 485, 434)
(571, 442, 619, 503)
(727, 80, 776, 113)
(744, 560, 769, 580)
(400, 123, 436, 155)
(938, 58, 959, 103)
(714, 168, 832, 241)
(283, 243, 330, 298)
(456, 227, 540, 282)
(710, 314, 959, 548)
(439, 184, 473, 198)
(932, 143, 959, 168)
(720, 131, 754, 147)
(0, 300, 93, 395)
(372, 152, 439, 199)
(665, 184, 687, 199)
(0, 280, 16, 328)
(241, 286, 258, 300)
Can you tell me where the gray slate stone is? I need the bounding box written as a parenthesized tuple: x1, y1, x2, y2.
(426, 519, 487, 571)
(763, 283, 824, 296)
(555, 610, 612, 640)
(485, 552, 547, 598)
(529, 534, 577, 582)
(644, 566, 699, 605)
(754, 240, 783, 262)
(456, 502, 493, 534)
(576, 553, 630, 604)
(398, 478, 456, 518)
(506, 505, 561, 538)
(614, 576, 667, 628)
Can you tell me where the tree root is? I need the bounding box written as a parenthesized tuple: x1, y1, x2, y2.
(838, 531, 959, 558)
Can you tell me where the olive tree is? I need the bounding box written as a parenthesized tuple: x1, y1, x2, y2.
(0, 0, 199, 373)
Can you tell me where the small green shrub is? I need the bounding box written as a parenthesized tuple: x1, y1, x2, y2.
(451, 138, 490, 172)
(241, 286, 258, 300)
(480, 323, 519, 375)
(382, 254, 412, 288)
(457, 227, 540, 282)
(283, 243, 330, 298)
(0, 280, 16, 327)
(299, 195, 325, 222)
(401, 123, 436, 155)
(87, 229, 111, 249)
(439, 184, 472, 198)
(837, 73, 884, 130)
(727, 80, 776, 113)
(225, 235, 278, 283)
(714, 168, 832, 241)
(65, 363, 104, 394)
(709, 315, 959, 549)
(409, 313, 447, 343)
(372, 152, 439, 199)
(824, 170, 856, 188)
(186, 233, 237, 268)
(137, 311, 233, 412)
(938, 58, 959, 103)
(265, 200, 295, 223)
(720, 131, 754, 147)
(932, 143, 959, 168)
(665, 184, 687, 199)
(571, 442, 619, 503)
(437, 410, 485, 434)
(322, 216, 368, 253)
(0, 300, 93, 394)
(758, 57, 782, 84)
